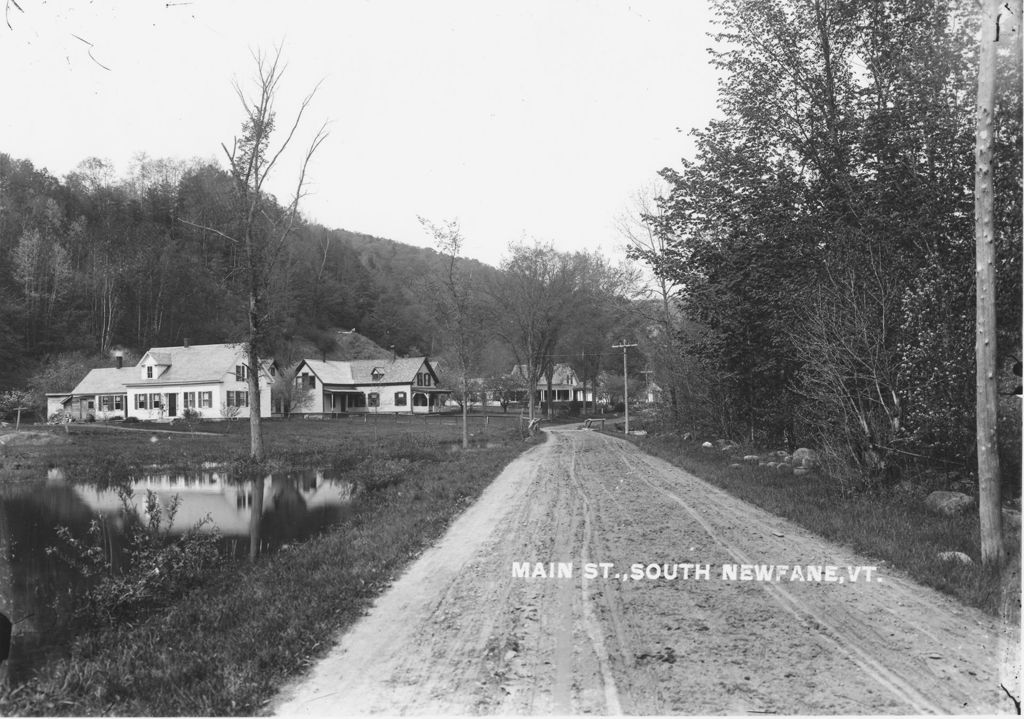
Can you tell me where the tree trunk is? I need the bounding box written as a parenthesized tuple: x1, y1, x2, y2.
(461, 375, 469, 449)
(545, 372, 554, 419)
(247, 291, 266, 463)
(974, 0, 1005, 567)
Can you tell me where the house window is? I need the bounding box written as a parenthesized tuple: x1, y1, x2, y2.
(394, 391, 407, 406)
(368, 392, 379, 408)
(227, 391, 249, 407)
(270, 365, 276, 377)
(146, 366, 153, 378)
(184, 392, 196, 408)
(199, 391, 212, 408)
(99, 395, 123, 411)
(416, 372, 431, 387)
(150, 393, 162, 408)
(371, 369, 384, 381)
(136, 394, 148, 410)
(235, 365, 248, 381)
(298, 372, 315, 388)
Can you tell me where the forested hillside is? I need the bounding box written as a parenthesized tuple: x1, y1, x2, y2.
(0, 153, 499, 397)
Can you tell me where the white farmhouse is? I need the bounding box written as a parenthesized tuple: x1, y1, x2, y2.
(290, 357, 448, 414)
(62, 343, 275, 421)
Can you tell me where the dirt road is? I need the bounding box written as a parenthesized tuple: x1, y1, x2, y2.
(270, 428, 1020, 715)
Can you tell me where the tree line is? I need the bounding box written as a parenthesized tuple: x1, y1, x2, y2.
(628, 0, 1021, 497)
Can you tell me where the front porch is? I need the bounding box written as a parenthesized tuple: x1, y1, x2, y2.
(323, 389, 449, 415)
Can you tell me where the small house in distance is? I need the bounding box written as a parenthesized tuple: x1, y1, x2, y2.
(60, 342, 276, 421)
(289, 357, 448, 415)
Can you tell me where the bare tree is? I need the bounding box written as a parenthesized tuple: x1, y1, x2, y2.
(420, 217, 488, 448)
(181, 47, 327, 463)
(617, 183, 689, 425)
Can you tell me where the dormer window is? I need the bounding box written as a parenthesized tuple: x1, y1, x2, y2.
(371, 368, 384, 381)
(146, 366, 153, 379)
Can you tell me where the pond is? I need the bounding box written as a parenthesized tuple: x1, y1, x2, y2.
(0, 464, 357, 682)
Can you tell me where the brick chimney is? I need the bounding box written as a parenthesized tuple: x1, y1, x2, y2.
(115, 352, 123, 369)
(183, 337, 190, 349)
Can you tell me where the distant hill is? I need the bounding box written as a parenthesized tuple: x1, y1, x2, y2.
(275, 329, 392, 368)
(305, 225, 505, 357)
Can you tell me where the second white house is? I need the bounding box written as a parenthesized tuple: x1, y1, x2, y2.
(290, 357, 449, 414)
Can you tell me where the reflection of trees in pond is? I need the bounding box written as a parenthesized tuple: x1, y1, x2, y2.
(0, 488, 99, 681)
(258, 470, 356, 548)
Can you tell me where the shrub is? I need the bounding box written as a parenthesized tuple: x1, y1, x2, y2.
(47, 488, 222, 625)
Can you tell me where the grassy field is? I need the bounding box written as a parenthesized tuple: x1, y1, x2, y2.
(0, 413, 529, 473)
(624, 431, 1021, 625)
(0, 414, 539, 716)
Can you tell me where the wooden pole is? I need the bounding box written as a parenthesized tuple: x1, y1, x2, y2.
(974, 0, 1012, 567)
(612, 341, 637, 434)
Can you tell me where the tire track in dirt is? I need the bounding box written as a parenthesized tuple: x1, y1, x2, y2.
(602, 432, 1018, 714)
(566, 435, 624, 714)
(608, 441, 943, 713)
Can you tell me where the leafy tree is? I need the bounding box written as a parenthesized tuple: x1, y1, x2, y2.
(490, 242, 582, 421)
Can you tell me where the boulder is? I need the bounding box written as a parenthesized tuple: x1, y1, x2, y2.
(701, 441, 714, 450)
(791, 448, 819, 468)
(728, 463, 743, 469)
(937, 551, 973, 565)
(925, 491, 975, 517)
(742, 454, 760, 464)
(765, 461, 779, 469)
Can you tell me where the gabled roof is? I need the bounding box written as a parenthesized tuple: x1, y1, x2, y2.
(69, 367, 137, 396)
(300, 357, 435, 386)
(511, 363, 579, 386)
(127, 343, 266, 386)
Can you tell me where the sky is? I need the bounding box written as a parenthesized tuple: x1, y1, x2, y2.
(1, 1, 720, 267)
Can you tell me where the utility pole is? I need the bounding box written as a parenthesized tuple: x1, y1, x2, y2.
(612, 340, 638, 434)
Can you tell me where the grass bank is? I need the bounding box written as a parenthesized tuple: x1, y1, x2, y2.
(0, 413, 528, 475)
(0, 416, 540, 716)
(625, 432, 1020, 624)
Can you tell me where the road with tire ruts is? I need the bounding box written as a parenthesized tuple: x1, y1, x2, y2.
(270, 427, 1020, 715)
